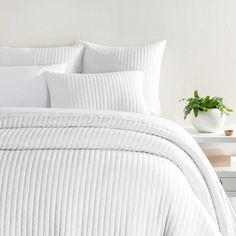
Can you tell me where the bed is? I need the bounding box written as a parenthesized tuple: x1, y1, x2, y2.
(0, 41, 235, 236)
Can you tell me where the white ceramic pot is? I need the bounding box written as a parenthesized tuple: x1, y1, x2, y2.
(190, 109, 226, 133)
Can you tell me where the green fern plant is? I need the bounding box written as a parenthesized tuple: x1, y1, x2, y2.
(180, 90, 233, 119)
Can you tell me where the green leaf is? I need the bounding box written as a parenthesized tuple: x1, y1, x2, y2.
(194, 90, 199, 99)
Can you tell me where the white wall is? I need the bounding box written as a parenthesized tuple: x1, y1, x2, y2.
(1, 0, 236, 126)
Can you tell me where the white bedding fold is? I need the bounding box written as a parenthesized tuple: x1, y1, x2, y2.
(0, 108, 235, 235)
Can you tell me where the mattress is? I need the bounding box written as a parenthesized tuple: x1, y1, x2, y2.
(0, 108, 235, 236)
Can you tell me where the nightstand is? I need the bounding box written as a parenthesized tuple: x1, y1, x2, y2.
(185, 127, 236, 197)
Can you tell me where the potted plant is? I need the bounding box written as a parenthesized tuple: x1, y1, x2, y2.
(181, 90, 233, 132)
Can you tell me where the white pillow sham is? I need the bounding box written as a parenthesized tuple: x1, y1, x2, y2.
(46, 71, 149, 113)
(0, 64, 66, 107)
(81, 41, 166, 115)
(0, 44, 84, 72)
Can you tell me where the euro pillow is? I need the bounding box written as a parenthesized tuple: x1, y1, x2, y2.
(0, 64, 66, 107)
(81, 41, 166, 115)
(0, 44, 84, 72)
(46, 71, 149, 113)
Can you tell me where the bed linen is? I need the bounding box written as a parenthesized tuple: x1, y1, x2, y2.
(46, 71, 149, 113)
(0, 108, 235, 236)
(0, 64, 66, 107)
(0, 44, 84, 72)
(81, 41, 166, 115)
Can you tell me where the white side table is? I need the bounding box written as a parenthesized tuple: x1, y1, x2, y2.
(187, 127, 236, 144)
(185, 127, 236, 197)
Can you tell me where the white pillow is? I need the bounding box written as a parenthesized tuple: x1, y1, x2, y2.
(46, 71, 149, 113)
(0, 64, 67, 107)
(0, 44, 84, 72)
(81, 41, 166, 115)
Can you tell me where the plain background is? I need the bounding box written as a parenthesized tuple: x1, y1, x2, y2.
(0, 0, 236, 126)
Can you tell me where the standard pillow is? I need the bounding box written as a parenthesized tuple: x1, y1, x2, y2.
(81, 41, 166, 115)
(0, 44, 84, 72)
(46, 71, 149, 113)
(0, 64, 66, 107)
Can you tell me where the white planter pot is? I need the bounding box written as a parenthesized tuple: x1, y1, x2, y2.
(190, 109, 226, 133)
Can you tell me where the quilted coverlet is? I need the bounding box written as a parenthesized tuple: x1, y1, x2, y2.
(0, 108, 235, 236)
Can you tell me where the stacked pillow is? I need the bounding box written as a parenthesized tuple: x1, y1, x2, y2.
(0, 41, 166, 114)
(0, 64, 66, 107)
(0, 43, 85, 107)
(82, 41, 166, 115)
(0, 44, 84, 72)
(46, 71, 149, 113)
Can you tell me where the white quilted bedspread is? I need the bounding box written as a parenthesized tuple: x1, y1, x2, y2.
(0, 108, 235, 236)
